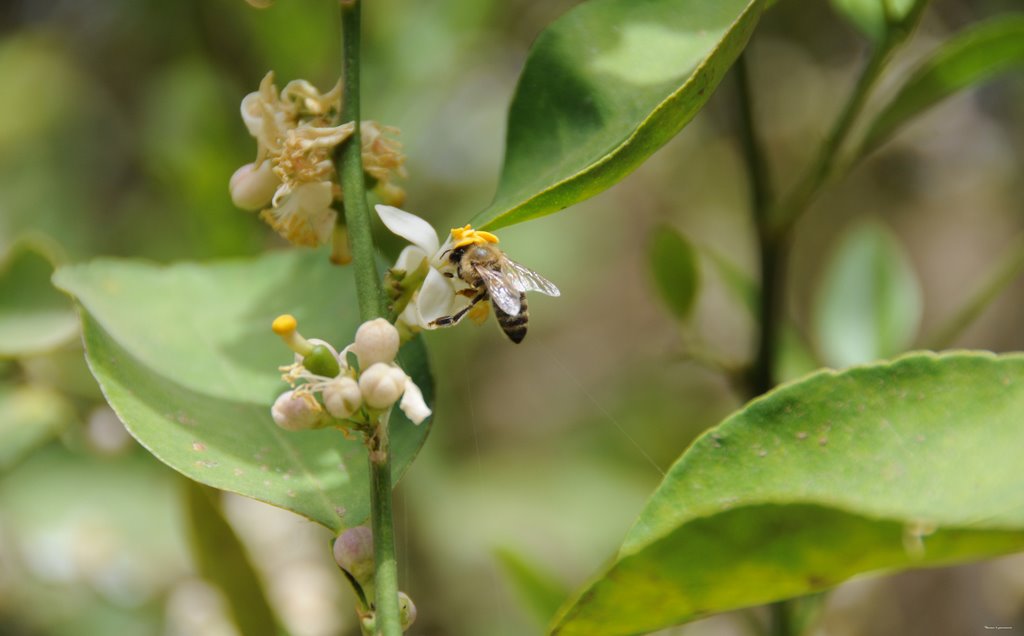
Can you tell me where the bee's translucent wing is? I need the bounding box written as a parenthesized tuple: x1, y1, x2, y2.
(504, 259, 560, 297)
(474, 265, 522, 316)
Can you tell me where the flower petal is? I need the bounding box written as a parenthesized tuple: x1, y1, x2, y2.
(415, 267, 457, 325)
(434, 233, 456, 268)
(230, 162, 280, 211)
(394, 246, 429, 273)
(399, 376, 431, 425)
(375, 205, 439, 256)
(398, 302, 426, 331)
(261, 181, 336, 247)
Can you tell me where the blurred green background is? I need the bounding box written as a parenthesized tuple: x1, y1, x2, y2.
(1, 0, 1023, 634)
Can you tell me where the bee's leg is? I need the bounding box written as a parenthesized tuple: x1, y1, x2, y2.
(431, 293, 486, 327)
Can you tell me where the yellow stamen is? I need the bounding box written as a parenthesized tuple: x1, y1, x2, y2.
(272, 314, 313, 356)
(450, 224, 499, 249)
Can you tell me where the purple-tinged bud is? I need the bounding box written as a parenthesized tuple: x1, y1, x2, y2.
(333, 526, 374, 583)
(271, 390, 323, 431)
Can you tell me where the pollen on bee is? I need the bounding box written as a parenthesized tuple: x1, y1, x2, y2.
(468, 300, 490, 325)
(450, 224, 500, 248)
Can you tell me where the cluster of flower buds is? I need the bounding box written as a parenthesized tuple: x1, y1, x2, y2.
(269, 315, 430, 431)
(230, 72, 406, 247)
(333, 526, 417, 632)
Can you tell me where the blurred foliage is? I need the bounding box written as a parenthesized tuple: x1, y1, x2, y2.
(1, 0, 1023, 635)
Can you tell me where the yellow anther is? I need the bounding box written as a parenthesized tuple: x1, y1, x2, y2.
(272, 314, 298, 335)
(272, 314, 313, 356)
(449, 225, 499, 249)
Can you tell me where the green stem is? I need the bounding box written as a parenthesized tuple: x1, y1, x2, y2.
(338, 0, 386, 322)
(736, 52, 794, 636)
(735, 53, 780, 397)
(368, 414, 401, 636)
(337, 3, 401, 635)
(735, 55, 772, 219)
(769, 601, 792, 636)
(767, 37, 895, 239)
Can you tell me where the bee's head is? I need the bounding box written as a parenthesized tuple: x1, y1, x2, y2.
(446, 246, 466, 263)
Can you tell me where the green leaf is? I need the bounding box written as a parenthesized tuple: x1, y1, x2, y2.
(812, 220, 921, 369)
(184, 481, 280, 636)
(861, 16, 1024, 155)
(830, 0, 916, 41)
(496, 548, 569, 626)
(470, 0, 764, 230)
(0, 239, 78, 357)
(552, 352, 1024, 636)
(0, 384, 73, 470)
(648, 226, 700, 321)
(53, 249, 433, 533)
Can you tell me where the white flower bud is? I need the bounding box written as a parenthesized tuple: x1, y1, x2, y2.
(399, 377, 431, 425)
(398, 591, 417, 631)
(358, 363, 407, 410)
(230, 162, 279, 211)
(333, 526, 374, 583)
(322, 376, 361, 419)
(271, 390, 323, 431)
(353, 318, 400, 368)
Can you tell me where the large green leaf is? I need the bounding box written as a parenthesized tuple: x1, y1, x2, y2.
(812, 220, 921, 369)
(470, 0, 764, 230)
(53, 249, 433, 533)
(552, 352, 1024, 635)
(0, 239, 77, 357)
(861, 16, 1024, 155)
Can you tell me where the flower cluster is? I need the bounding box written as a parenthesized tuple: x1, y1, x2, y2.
(230, 72, 406, 247)
(269, 314, 430, 432)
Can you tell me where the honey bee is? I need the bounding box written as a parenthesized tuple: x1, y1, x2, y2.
(431, 238, 560, 343)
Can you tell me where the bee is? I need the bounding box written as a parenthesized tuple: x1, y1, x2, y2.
(431, 238, 560, 343)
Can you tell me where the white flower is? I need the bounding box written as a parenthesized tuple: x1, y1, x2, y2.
(235, 73, 407, 247)
(230, 161, 280, 211)
(353, 318, 400, 368)
(322, 376, 362, 419)
(272, 390, 325, 431)
(260, 180, 336, 247)
(357, 362, 431, 425)
(359, 363, 408, 409)
(375, 205, 464, 330)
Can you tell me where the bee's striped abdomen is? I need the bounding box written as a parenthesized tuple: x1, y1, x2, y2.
(495, 292, 528, 343)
